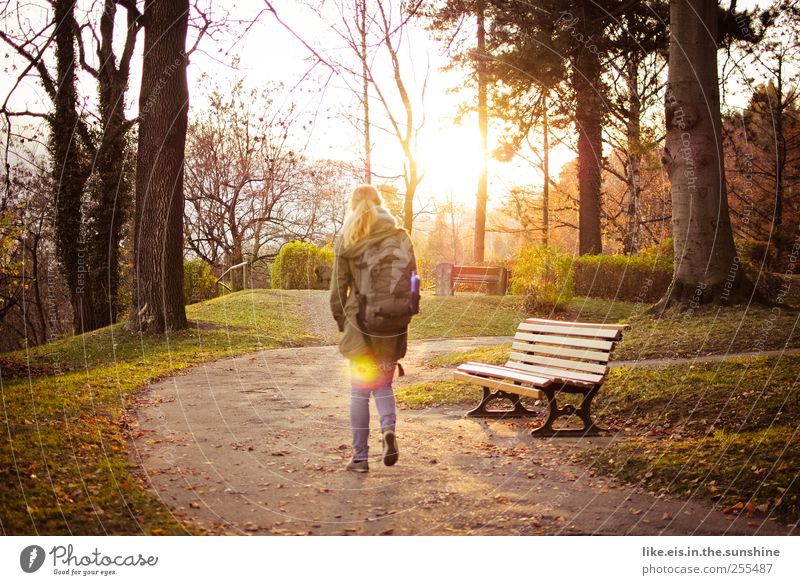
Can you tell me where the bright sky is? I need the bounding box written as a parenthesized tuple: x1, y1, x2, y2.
(210, 1, 509, 208)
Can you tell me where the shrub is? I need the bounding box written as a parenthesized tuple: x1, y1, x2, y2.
(735, 238, 778, 272)
(270, 241, 334, 290)
(413, 251, 437, 292)
(183, 258, 218, 304)
(572, 242, 673, 303)
(734, 238, 790, 302)
(511, 246, 573, 312)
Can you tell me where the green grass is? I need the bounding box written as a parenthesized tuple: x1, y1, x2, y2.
(396, 380, 481, 409)
(584, 355, 800, 524)
(408, 294, 526, 339)
(596, 355, 800, 433)
(428, 344, 512, 368)
(579, 427, 799, 523)
(408, 294, 641, 340)
(0, 290, 312, 535)
(427, 302, 800, 367)
(613, 304, 800, 361)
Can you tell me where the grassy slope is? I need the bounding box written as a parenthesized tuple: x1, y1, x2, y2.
(0, 290, 312, 535)
(408, 294, 525, 339)
(582, 356, 800, 523)
(429, 303, 800, 367)
(409, 294, 641, 341)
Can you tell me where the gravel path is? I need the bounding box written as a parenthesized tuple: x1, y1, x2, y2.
(129, 335, 794, 536)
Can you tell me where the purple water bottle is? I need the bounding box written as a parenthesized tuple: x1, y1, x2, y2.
(410, 271, 420, 314)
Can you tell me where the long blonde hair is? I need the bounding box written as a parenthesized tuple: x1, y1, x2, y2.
(341, 184, 389, 247)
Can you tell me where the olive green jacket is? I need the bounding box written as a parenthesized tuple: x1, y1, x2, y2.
(330, 208, 416, 363)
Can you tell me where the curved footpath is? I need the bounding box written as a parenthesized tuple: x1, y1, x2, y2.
(129, 336, 796, 536)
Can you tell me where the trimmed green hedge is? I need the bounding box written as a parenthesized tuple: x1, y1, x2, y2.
(270, 241, 334, 290)
(572, 252, 673, 303)
(560, 241, 673, 303)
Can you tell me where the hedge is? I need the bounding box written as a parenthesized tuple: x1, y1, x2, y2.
(270, 241, 334, 290)
(572, 253, 673, 303)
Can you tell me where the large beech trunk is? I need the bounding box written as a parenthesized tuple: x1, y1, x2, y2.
(657, 0, 756, 309)
(573, 48, 603, 255)
(127, 0, 189, 332)
(473, 0, 488, 262)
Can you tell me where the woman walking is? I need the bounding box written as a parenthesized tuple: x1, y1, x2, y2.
(330, 184, 418, 473)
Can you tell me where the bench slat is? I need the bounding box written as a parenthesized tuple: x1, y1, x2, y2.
(453, 371, 545, 399)
(454, 275, 500, 282)
(504, 360, 602, 386)
(525, 318, 629, 331)
(507, 351, 608, 374)
(518, 322, 622, 340)
(453, 266, 504, 275)
(514, 331, 614, 351)
(457, 362, 551, 387)
(511, 341, 610, 362)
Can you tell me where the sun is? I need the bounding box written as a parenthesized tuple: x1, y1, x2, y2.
(416, 114, 577, 209)
(418, 121, 482, 204)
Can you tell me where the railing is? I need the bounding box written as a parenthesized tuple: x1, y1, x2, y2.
(215, 261, 248, 292)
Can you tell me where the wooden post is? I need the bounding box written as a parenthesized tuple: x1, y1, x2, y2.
(435, 263, 454, 296)
(495, 267, 509, 296)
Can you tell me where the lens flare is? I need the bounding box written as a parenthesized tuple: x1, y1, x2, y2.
(350, 356, 385, 391)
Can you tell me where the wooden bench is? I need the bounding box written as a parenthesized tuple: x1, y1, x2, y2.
(434, 263, 509, 295)
(453, 318, 628, 436)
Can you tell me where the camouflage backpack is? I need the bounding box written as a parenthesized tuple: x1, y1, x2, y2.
(353, 230, 419, 334)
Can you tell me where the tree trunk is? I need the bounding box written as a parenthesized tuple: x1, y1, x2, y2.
(473, 0, 488, 262)
(403, 170, 416, 232)
(228, 246, 244, 291)
(542, 93, 550, 247)
(127, 0, 189, 333)
(28, 231, 48, 344)
(624, 57, 642, 255)
(656, 0, 755, 309)
(88, 0, 137, 328)
(573, 48, 603, 255)
(358, 0, 371, 183)
(773, 54, 785, 259)
(51, 0, 94, 334)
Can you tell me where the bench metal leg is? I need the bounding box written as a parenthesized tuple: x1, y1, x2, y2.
(530, 386, 605, 437)
(466, 387, 538, 418)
